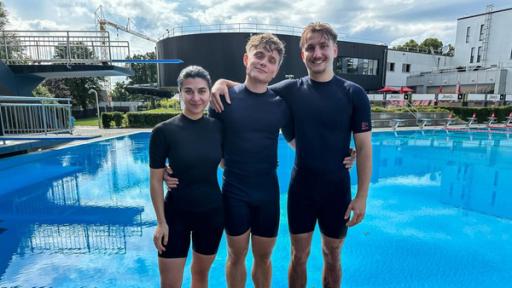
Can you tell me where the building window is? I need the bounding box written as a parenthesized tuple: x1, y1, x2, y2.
(337, 57, 378, 75)
(510, 48, 512, 59)
(479, 24, 485, 41)
(466, 26, 471, 43)
(388, 62, 395, 72)
(402, 64, 411, 73)
(470, 47, 475, 63)
(477, 46, 482, 62)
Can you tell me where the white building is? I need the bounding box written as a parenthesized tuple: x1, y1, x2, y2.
(454, 7, 512, 68)
(385, 50, 453, 88)
(386, 6, 512, 95)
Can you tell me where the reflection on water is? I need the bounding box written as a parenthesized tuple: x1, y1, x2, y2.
(0, 133, 150, 284)
(369, 130, 512, 219)
(1, 130, 511, 287)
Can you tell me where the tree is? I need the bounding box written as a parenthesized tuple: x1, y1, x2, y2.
(394, 39, 419, 51)
(44, 77, 102, 111)
(0, 1, 23, 61)
(43, 42, 104, 111)
(0, 1, 7, 30)
(420, 38, 443, 52)
(110, 81, 131, 101)
(127, 51, 157, 85)
(32, 84, 53, 97)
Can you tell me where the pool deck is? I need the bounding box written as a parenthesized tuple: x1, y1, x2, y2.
(0, 126, 149, 157)
(0, 124, 505, 158)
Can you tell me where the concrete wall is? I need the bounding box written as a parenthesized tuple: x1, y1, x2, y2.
(407, 68, 507, 94)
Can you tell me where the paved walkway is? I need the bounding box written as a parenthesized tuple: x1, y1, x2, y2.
(73, 126, 149, 138)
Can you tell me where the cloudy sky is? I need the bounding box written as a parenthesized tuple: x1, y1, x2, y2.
(2, 0, 511, 55)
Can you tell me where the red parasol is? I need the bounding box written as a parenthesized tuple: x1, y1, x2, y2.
(377, 86, 400, 93)
(399, 86, 415, 93)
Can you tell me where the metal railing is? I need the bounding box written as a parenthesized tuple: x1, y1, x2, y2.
(161, 23, 306, 38)
(1, 30, 130, 65)
(0, 96, 73, 136)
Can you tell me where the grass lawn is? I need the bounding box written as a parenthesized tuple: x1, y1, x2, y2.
(75, 117, 100, 126)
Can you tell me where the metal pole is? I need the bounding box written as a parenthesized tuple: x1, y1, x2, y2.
(66, 31, 71, 63)
(89, 89, 101, 128)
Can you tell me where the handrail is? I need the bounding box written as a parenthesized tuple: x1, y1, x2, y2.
(403, 101, 418, 120)
(1, 30, 130, 65)
(0, 96, 73, 136)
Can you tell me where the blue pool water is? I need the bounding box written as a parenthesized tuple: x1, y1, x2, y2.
(0, 130, 511, 287)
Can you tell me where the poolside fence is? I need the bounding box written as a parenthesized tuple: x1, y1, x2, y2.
(0, 96, 73, 136)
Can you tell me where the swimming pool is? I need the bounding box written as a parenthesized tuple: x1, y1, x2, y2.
(0, 130, 511, 287)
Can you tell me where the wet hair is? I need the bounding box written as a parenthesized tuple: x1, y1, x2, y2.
(300, 22, 338, 49)
(245, 33, 285, 65)
(177, 65, 212, 91)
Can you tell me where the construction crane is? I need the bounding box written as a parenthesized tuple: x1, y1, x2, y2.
(95, 5, 157, 43)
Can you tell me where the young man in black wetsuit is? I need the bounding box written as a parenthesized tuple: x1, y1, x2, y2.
(213, 33, 293, 288)
(149, 66, 224, 288)
(211, 23, 372, 287)
(166, 33, 295, 288)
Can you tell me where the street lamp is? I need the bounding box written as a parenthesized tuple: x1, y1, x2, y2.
(88, 89, 101, 128)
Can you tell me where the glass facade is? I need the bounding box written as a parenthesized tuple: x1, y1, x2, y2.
(337, 57, 378, 75)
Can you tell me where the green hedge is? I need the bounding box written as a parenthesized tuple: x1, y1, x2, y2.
(126, 112, 181, 128)
(101, 112, 126, 128)
(446, 106, 512, 123)
(101, 113, 113, 128)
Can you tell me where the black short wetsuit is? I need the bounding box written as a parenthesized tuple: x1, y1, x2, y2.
(271, 76, 372, 239)
(209, 84, 293, 237)
(149, 114, 224, 258)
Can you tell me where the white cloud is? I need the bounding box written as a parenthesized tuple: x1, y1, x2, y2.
(2, 0, 508, 52)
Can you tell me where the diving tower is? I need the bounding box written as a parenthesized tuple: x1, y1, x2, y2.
(0, 30, 133, 96)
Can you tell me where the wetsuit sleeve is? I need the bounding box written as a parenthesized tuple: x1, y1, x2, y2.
(269, 79, 295, 101)
(149, 125, 168, 169)
(280, 104, 295, 142)
(350, 85, 372, 134)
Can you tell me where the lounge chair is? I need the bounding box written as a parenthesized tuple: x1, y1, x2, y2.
(417, 118, 432, 129)
(466, 112, 477, 128)
(487, 112, 497, 127)
(390, 119, 406, 131)
(506, 112, 512, 127)
(444, 113, 456, 128)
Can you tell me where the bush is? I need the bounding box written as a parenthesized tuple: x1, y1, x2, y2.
(112, 112, 124, 128)
(101, 113, 113, 128)
(126, 112, 181, 128)
(446, 106, 512, 123)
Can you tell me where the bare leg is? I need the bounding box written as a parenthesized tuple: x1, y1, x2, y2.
(158, 257, 186, 288)
(251, 235, 277, 288)
(288, 232, 313, 288)
(191, 251, 216, 288)
(226, 230, 250, 288)
(321, 234, 345, 288)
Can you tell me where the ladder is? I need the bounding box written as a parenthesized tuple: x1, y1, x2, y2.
(481, 4, 494, 66)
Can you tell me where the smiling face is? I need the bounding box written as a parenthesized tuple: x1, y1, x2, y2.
(301, 31, 338, 78)
(243, 46, 281, 85)
(180, 77, 210, 119)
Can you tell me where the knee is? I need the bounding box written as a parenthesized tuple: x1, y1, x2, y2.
(322, 244, 341, 266)
(291, 247, 310, 266)
(228, 247, 248, 264)
(253, 250, 272, 265)
(191, 263, 210, 277)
